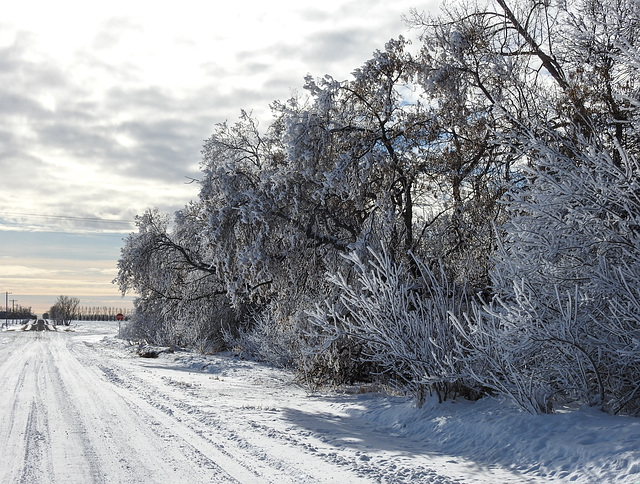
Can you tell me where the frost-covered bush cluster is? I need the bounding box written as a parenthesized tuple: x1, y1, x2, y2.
(223, 305, 306, 369)
(115, 0, 640, 415)
(455, 131, 640, 414)
(307, 250, 474, 406)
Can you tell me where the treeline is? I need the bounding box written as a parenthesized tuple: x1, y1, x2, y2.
(0, 305, 35, 321)
(115, 0, 640, 415)
(77, 307, 132, 321)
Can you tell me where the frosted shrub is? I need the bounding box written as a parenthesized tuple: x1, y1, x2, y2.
(466, 131, 640, 414)
(590, 256, 640, 414)
(452, 284, 605, 414)
(178, 298, 237, 354)
(119, 299, 176, 346)
(308, 249, 473, 406)
(223, 305, 305, 369)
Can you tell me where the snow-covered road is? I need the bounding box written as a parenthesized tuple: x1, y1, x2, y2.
(0, 327, 241, 483)
(0, 323, 502, 483)
(1, 322, 637, 483)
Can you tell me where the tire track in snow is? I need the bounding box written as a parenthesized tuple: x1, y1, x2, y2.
(0, 333, 54, 484)
(67, 340, 248, 483)
(92, 351, 445, 483)
(19, 400, 51, 483)
(0, 344, 33, 480)
(58, 334, 237, 483)
(242, 416, 456, 483)
(40, 340, 108, 484)
(94, 363, 272, 483)
(2, 333, 106, 484)
(94, 360, 369, 483)
(2, 331, 242, 483)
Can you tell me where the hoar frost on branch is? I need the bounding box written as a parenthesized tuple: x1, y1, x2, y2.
(115, 208, 235, 351)
(457, 129, 640, 415)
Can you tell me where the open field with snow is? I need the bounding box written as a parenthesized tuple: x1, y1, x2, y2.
(0, 321, 638, 483)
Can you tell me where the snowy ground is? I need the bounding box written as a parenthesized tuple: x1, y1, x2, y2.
(0, 321, 638, 483)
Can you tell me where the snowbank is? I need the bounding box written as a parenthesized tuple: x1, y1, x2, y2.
(350, 395, 640, 482)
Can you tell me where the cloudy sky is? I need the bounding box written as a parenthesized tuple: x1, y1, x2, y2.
(0, 0, 435, 316)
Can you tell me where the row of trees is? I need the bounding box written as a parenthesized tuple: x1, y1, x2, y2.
(76, 307, 132, 321)
(116, 0, 640, 415)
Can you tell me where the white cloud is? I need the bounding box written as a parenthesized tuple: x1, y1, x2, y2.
(1, 0, 432, 224)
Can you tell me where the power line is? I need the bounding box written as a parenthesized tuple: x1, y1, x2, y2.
(0, 211, 134, 226)
(0, 212, 136, 236)
(5, 230, 131, 238)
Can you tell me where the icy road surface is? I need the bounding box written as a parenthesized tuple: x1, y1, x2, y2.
(1, 322, 635, 483)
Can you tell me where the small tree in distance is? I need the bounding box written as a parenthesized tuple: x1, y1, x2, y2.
(49, 296, 80, 326)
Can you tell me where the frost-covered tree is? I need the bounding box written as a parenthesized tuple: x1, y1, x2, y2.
(115, 207, 236, 350)
(405, 6, 533, 288)
(198, 37, 509, 373)
(198, 108, 335, 311)
(284, 35, 512, 289)
(49, 295, 80, 326)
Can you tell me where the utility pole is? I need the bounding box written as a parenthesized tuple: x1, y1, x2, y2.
(10, 299, 17, 325)
(4, 291, 11, 329)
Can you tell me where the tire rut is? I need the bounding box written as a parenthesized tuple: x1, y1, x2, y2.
(95, 358, 379, 483)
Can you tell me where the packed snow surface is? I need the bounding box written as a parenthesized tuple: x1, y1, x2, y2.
(0, 321, 638, 483)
